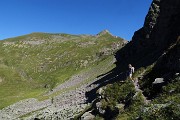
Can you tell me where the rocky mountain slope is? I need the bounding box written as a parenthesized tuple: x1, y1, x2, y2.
(0, 31, 127, 119)
(0, 0, 179, 119)
(83, 0, 180, 119)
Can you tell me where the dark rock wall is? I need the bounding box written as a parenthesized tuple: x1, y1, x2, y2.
(115, 0, 180, 73)
(155, 37, 180, 73)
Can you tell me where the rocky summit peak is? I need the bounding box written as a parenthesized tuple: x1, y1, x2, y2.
(97, 29, 112, 36)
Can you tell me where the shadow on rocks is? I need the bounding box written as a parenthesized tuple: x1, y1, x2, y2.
(85, 67, 127, 103)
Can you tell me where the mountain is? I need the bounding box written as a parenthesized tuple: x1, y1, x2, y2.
(82, 0, 180, 119)
(0, 0, 179, 119)
(115, 0, 180, 99)
(115, 0, 180, 72)
(0, 31, 127, 119)
(96, 29, 112, 36)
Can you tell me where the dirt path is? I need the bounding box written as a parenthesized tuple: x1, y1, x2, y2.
(132, 75, 150, 105)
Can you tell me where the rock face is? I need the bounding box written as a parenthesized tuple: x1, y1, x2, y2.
(115, 0, 180, 73)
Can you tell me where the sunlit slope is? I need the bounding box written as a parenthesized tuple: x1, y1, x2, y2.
(0, 32, 126, 109)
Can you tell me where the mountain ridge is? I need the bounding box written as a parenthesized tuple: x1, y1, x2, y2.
(0, 30, 127, 119)
(1, 29, 125, 42)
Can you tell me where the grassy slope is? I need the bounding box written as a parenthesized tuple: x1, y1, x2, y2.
(0, 32, 125, 109)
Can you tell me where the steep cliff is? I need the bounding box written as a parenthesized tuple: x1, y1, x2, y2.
(116, 0, 180, 73)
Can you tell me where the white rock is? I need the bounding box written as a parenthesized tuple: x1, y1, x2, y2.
(153, 78, 164, 84)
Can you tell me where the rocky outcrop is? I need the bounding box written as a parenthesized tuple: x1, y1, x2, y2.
(97, 30, 112, 36)
(115, 0, 180, 73)
(154, 38, 180, 73)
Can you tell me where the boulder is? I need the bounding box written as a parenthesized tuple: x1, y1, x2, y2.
(81, 111, 95, 120)
(97, 87, 106, 99)
(96, 102, 105, 115)
(153, 78, 164, 84)
(175, 73, 179, 76)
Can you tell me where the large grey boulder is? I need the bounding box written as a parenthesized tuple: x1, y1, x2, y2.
(153, 78, 164, 84)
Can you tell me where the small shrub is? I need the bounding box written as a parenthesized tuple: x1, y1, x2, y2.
(104, 80, 135, 106)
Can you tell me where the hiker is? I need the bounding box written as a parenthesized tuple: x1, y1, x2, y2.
(127, 64, 134, 80)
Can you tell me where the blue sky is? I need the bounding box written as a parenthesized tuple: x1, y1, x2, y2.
(0, 0, 152, 40)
